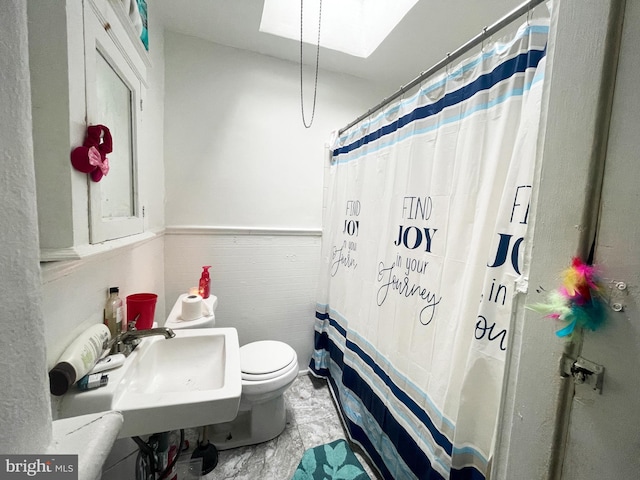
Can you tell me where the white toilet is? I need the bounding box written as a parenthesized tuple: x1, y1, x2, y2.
(164, 294, 299, 449)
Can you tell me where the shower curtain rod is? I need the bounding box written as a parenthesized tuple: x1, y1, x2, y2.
(338, 0, 546, 135)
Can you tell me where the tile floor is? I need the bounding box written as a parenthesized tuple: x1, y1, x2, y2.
(203, 373, 382, 480)
(101, 373, 382, 479)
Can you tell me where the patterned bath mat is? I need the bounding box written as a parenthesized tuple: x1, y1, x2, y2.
(292, 439, 370, 480)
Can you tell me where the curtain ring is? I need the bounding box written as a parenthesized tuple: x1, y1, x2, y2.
(446, 53, 451, 75)
(401, 85, 409, 102)
(481, 26, 488, 53)
(527, 4, 532, 26)
(417, 71, 426, 98)
(367, 108, 374, 128)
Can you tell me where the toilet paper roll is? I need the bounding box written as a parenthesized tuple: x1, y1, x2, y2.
(181, 294, 203, 321)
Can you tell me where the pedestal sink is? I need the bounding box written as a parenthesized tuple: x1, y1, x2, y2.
(56, 328, 242, 438)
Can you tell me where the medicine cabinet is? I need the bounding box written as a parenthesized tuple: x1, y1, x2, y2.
(29, 0, 150, 261)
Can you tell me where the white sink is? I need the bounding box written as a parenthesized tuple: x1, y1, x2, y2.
(56, 328, 242, 438)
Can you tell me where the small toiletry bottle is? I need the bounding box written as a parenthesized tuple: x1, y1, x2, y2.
(199, 266, 211, 299)
(104, 287, 123, 337)
(77, 373, 109, 391)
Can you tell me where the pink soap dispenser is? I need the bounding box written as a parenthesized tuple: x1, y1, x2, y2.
(199, 266, 211, 299)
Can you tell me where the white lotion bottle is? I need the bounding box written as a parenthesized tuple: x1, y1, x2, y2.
(49, 324, 111, 396)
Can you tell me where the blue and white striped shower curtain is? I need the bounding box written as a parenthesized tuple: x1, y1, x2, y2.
(310, 17, 549, 480)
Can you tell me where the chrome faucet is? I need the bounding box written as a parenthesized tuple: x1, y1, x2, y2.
(120, 327, 176, 342)
(108, 325, 176, 356)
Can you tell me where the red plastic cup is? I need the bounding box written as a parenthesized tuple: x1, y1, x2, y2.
(126, 293, 158, 330)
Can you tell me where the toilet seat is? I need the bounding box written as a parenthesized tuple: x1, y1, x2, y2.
(240, 341, 296, 381)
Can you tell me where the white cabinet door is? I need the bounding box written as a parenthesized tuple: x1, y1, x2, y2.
(84, 0, 144, 243)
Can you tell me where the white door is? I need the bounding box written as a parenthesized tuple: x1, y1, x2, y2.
(561, 1, 640, 477)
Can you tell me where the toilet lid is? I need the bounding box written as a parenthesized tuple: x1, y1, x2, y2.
(240, 341, 295, 377)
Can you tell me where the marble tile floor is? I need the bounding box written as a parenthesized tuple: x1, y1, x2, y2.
(201, 373, 383, 480)
(101, 373, 382, 480)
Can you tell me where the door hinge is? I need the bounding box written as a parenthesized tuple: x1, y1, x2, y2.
(561, 354, 605, 394)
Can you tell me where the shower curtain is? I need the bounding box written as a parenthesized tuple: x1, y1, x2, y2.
(310, 16, 549, 480)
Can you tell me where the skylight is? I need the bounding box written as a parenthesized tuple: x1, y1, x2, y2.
(259, 0, 418, 58)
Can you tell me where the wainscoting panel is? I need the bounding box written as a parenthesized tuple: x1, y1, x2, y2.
(164, 227, 322, 368)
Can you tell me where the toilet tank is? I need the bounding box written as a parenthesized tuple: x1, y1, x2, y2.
(164, 293, 218, 329)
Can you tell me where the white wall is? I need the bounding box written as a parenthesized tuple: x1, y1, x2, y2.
(163, 32, 387, 228)
(42, 238, 166, 370)
(163, 32, 388, 366)
(0, 0, 52, 453)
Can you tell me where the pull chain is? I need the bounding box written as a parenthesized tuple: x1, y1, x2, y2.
(300, 0, 322, 128)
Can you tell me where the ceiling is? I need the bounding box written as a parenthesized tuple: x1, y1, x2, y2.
(155, 0, 526, 90)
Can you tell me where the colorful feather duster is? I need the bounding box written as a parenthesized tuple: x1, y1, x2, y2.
(528, 257, 606, 337)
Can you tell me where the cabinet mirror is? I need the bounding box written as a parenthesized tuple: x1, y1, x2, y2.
(85, 4, 143, 243)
